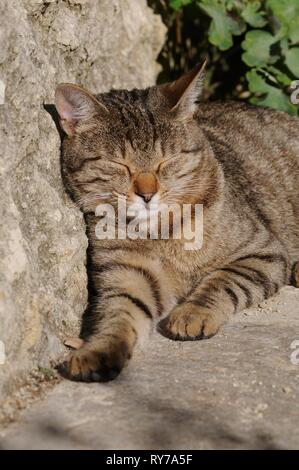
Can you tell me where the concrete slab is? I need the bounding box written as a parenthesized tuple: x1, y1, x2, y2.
(1, 286, 299, 450)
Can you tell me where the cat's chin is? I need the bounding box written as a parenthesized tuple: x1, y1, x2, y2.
(126, 202, 159, 222)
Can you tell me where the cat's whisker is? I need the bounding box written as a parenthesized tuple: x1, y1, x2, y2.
(112, 190, 127, 198)
(75, 191, 114, 211)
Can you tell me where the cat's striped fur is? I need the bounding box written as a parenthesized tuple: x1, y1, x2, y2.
(55, 65, 299, 382)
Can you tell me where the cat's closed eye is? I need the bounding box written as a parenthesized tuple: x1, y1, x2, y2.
(109, 159, 132, 176)
(157, 152, 200, 180)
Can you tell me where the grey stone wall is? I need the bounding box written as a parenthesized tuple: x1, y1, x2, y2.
(0, 0, 165, 400)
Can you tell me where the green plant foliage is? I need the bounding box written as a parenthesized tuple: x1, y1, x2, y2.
(152, 0, 299, 116)
(285, 48, 299, 77)
(266, 0, 299, 43)
(241, 1, 266, 28)
(246, 69, 297, 114)
(198, 0, 245, 50)
(242, 30, 278, 67)
(169, 0, 193, 11)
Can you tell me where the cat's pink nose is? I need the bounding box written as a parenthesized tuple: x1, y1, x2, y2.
(136, 192, 155, 203)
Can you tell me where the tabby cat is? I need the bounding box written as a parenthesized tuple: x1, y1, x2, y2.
(55, 63, 299, 382)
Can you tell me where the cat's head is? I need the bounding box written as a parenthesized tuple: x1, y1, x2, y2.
(55, 63, 220, 217)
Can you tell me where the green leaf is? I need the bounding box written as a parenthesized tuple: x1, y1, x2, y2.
(246, 69, 297, 115)
(267, 0, 299, 42)
(242, 30, 277, 67)
(247, 69, 269, 94)
(280, 38, 289, 56)
(169, 0, 192, 11)
(285, 48, 299, 77)
(241, 1, 267, 28)
(267, 0, 299, 23)
(266, 65, 292, 86)
(226, 0, 245, 11)
(199, 0, 245, 51)
(289, 19, 299, 44)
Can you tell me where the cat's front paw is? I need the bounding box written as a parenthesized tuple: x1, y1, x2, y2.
(58, 341, 130, 382)
(157, 303, 224, 341)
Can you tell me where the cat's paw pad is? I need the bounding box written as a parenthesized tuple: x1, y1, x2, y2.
(157, 303, 223, 341)
(57, 342, 129, 382)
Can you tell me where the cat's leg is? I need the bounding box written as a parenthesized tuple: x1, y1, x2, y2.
(59, 257, 167, 382)
(158, 252, 290, 341)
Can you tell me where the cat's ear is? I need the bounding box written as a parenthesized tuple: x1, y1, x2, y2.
(55, 83, 108, 136)
(159, 61, 206, 119)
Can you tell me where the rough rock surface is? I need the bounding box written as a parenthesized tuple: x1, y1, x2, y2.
(1, 287, 299, 449)
(0, 0, 165, 402)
